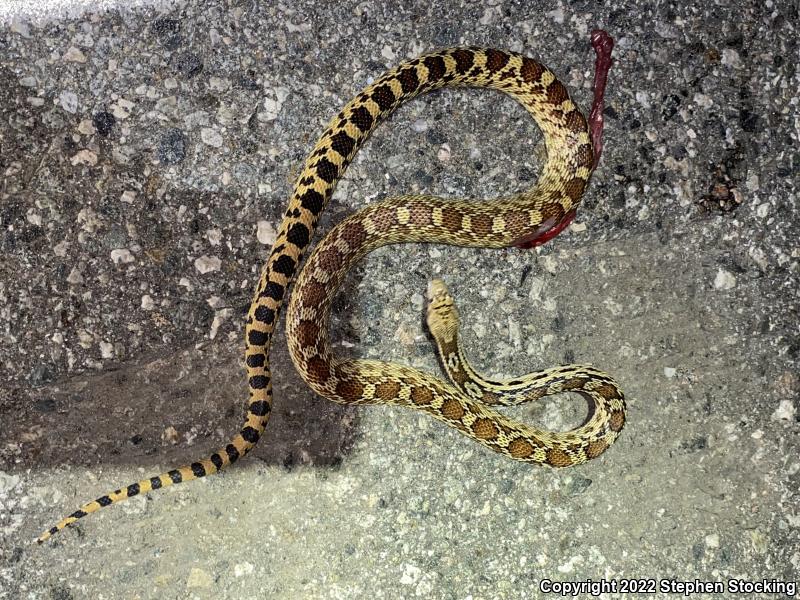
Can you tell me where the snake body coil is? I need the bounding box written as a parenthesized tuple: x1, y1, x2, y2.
(39, 44, 625, 543)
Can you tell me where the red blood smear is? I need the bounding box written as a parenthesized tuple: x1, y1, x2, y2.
(511, 208, 577, 249)
(589, 29, 614, 169)
(513, 30, 614, 250)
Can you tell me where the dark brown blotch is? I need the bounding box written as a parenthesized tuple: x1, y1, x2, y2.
(410, 386, 433, 405)
(409, 203, 432, 227)
(441, 398, 465, 420)
(563, 177, 587, 202)
(335, 378, 365, 402)
(329, 131, 356, 159)
(485, 49, 509, 72)
(451, 49, 474, 74)
(502, 210, 529, 237)
(562, 377, 590, 391)
(441, 207, 463, 233)
(471, 213, 493, 236)
(564, 110, 588, 133)
(472, 418, 499, 440)
(546, 80, 569, 105)
(508, 438, 535, 459)
(306, 355, 330, 383)
(350, 106, 374, 133)
(316, 247, 343, 273)
(302, 281, 327, 307)
(520, 57, 544, 83)
(541, 201, 566, 223)
(397, 68, 420, 94)
(372, 205, 399, 229)
(586, 439, 609, 459)
(340, 220, 368, 246)
(450, 368, 467, 386)
(423, 55, 446, 82)
(296, 320, 320, 348)
(371, 84, 396, 111)
(481, 391, 499, 405)
(609, 409, 626, 432)
(546, 447, 573, 467)
(315, 157, 338, 184)
(375, 380, 400, 401)
(596, 383, 620, 400)
(576, 143, 594, 170)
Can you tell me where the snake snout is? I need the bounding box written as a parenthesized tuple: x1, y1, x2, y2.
(427, 279, 449, 302)
(426, 279, 459, 341)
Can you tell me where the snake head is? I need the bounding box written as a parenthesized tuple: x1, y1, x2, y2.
(426, 279, 459, 343)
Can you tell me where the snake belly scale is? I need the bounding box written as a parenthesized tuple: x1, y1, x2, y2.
(39, 46, 625, 543)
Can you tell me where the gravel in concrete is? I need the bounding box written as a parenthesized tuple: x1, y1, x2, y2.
(1, 1, 798, 598)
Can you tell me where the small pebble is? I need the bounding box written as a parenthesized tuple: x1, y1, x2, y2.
(206, 228, 223, 246)
(569, 221, 587, 233)
(411, 119, 428, 133)
(110, 249, 135, 264)
(77, 119, 95, 135)
(195, 255, 222, 274)
(713, 268, 736, 290)
(162, 426, 179, 444)
(201, 128, 224, 148)
(59, 90, 79, 113)
(262, 87, 290, 121)
(172, 52, 204, 78)
(721, 48, 742, 68)
(10, 17, 31, 38)
(158, 129, 187, 165)
(547, 6, 565, 23)
(257, 220, 277, 245)
(66, 267, 84, 285)
(234, 562, 255, 577)
(635, 91, 651, 108)
(186, 567, 213, 589)
(400, 563, 422, 585)
(93, 111, 116, 136)
(111, 99, 135, 120)
(0, 472, 21, 495)
(63, 46, 87, 63)
(99, 341, 114, 359)
(771, 400, 795, 421)
(209, 76, 230, 91)
(71, 150, 98, 166)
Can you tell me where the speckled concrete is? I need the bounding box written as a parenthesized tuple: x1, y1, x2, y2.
(1, 1, 798, 599)
(0, 1, 176, 26)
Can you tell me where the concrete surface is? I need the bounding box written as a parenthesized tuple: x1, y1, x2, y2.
(0, 1, 174, 26)
(1, 0, 798, 598)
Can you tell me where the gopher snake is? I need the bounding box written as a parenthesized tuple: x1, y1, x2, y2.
(38, 33, 624, 543)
